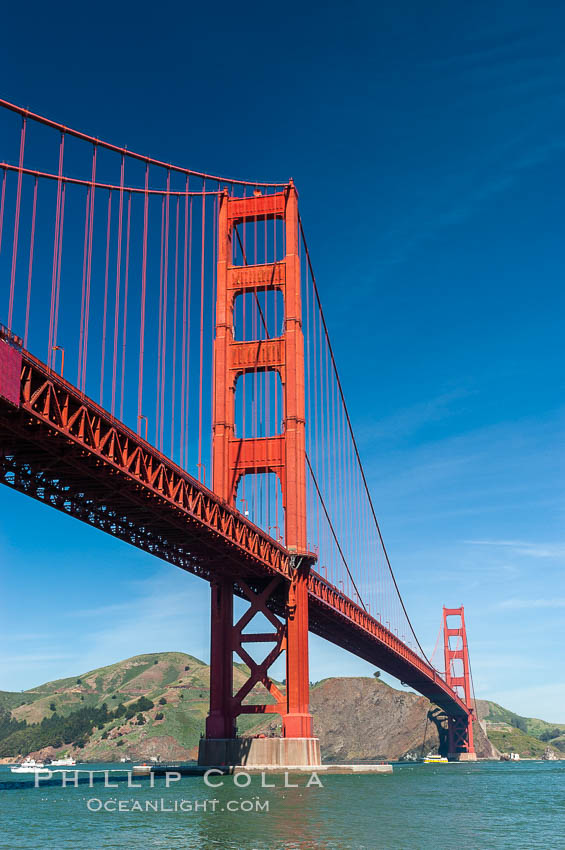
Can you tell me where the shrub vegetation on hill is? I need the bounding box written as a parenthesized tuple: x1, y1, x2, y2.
(0, 698, 154, 757)
(487, 727, 547, 758)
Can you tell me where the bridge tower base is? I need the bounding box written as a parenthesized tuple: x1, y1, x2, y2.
(198, 736, 321, 768)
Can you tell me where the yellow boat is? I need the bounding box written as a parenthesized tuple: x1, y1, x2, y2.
(422, 754, 449, 764)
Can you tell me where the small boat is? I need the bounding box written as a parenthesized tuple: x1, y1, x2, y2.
(10, 758, 49, 773)
(132, 763, 152, 776)
(50, 756, 76, 767)
(422, 753, 449, 764)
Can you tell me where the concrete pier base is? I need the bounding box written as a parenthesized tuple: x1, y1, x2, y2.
(198, 737, 322, 768)
(449, 752, 478, 761)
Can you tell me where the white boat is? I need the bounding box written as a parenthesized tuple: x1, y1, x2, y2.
(422, 753, 449, 764)
(10, 758, 49, 773)
(50, 756, 76, 766)
(132, 763, 152, 776)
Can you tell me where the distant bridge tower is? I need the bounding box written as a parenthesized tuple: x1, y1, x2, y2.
(201, 183, 318, 765)
(443, 606, 476, 760)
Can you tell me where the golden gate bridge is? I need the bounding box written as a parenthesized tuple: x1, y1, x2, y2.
(0, 98, 475, 765)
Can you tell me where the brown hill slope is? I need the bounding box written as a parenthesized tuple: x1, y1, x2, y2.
(310, 677, 496, 761)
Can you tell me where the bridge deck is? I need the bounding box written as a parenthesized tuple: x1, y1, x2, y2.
(0, 343, 469, 719)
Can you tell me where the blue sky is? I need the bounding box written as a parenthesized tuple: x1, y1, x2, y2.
(1, 0, 564, 721)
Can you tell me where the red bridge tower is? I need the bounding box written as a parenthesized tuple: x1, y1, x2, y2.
(200, 183, 319, 766)
(443, 606, 476, 760)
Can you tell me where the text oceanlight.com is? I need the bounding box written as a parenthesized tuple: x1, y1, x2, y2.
(86, 798, 270, 813)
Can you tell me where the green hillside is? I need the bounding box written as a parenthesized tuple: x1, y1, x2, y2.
(486, 727, 547, 758)
(479, 699, 565, 739)
(477, 699, 565, 755)
(0, 652, 277, 761)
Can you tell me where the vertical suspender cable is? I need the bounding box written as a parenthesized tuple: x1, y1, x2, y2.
(312, 274, 320, 563)
(111, 155, 125, 416)
(185, 195, 193, 467)
(171, 195, 180, 458)
(8, 117, 26, 330)
(82, 145, 97, 392)
(138, 163, 149, 433)
(78, 187, 90, 385)
(0, 168, 6, 258)
(180, 180, 189, 468)
(23, 176, 38, 348)
(156, 193, 165, 444)
(48, 132, 65, 368)
(180, 185, 191, 467)
(100, 191, 112, 405)
(209, 191, 216, 485)
(52, 182, 66, 355)
(197, 185, 206, 481)
(329, 345, 338, 588)
(120, 191, 132, 421)
(304, 244, 311, 549)
(160, 170, 171, 452)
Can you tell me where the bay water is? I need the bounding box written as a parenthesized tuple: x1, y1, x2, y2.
(0, 760, 563, 849)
